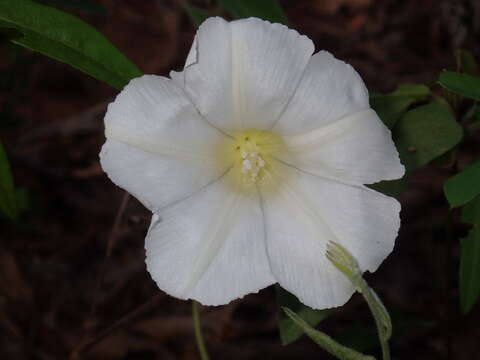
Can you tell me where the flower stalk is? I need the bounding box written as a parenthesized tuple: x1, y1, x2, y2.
(192, 300, 210, 360)
(327, 242, 392, 360)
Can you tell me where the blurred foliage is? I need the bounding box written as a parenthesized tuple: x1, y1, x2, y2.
(436, 57, 480, 314)
(0, 0, 141, 89)
(353, 47, 480, 320)
(370, 84, 430, 129)
(370, 94, 463, 199)
(439, 72, 480, 101)
(394, 100, 463, 172)
(444, 160, 480, 208)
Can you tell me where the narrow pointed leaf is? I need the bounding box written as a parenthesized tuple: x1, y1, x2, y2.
(460, 229, 480, 314)
(0, 0, 142, 89)
(276, 285, 330, 345)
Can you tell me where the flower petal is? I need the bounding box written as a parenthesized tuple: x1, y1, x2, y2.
(104, 74, 226, 158)
(100, 74, 228, 212)
(145, 176, 275, 306)
(172, 17, 314, 132)
(280, 109, 405, 185)
(262, 161, 400, 309)
(100, 139, 225, 213)
(272, 51, 369, 135)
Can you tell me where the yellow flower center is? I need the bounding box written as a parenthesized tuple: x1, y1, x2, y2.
(221, 129, 286, 191)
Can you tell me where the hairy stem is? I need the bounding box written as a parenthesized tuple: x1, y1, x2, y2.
(327, 241, 391, 360)
(357, 280, 391, 360)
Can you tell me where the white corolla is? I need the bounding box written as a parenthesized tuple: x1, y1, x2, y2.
(100, 17, 404, 309)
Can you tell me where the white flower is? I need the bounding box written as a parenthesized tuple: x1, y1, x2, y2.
(100, 17, 404, 309)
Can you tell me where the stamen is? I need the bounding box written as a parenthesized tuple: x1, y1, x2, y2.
(240, 151, 266, 181)
(222, 128, 286, 189)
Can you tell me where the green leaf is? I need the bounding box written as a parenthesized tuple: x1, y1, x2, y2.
(276, 285, 330, 345)
(461, 196, 480, 225)
(35, 0, 107, 14)
(438, 72, 480, 101)
(460, 228, 480, 314)
(368, 179, 406, 199)
(394, 101, 463, 172)
(444, 160, 480, 208)
(217, 0, 288, 24)
(282, 307, 375, 360)
(370, 83, 430, 129)
(0, 141, 18, 220)
(0, 0, 142, 89)
(184, 5, 209, 26)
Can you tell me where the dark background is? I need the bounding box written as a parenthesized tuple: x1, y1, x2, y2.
(1, 0, 480, 359)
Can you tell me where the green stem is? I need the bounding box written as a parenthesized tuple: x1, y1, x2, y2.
(356, 278, 391, 360)
(192, 300, 210, 360)
(381, 341, 390, 360)
(326, 242, 391, 360)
